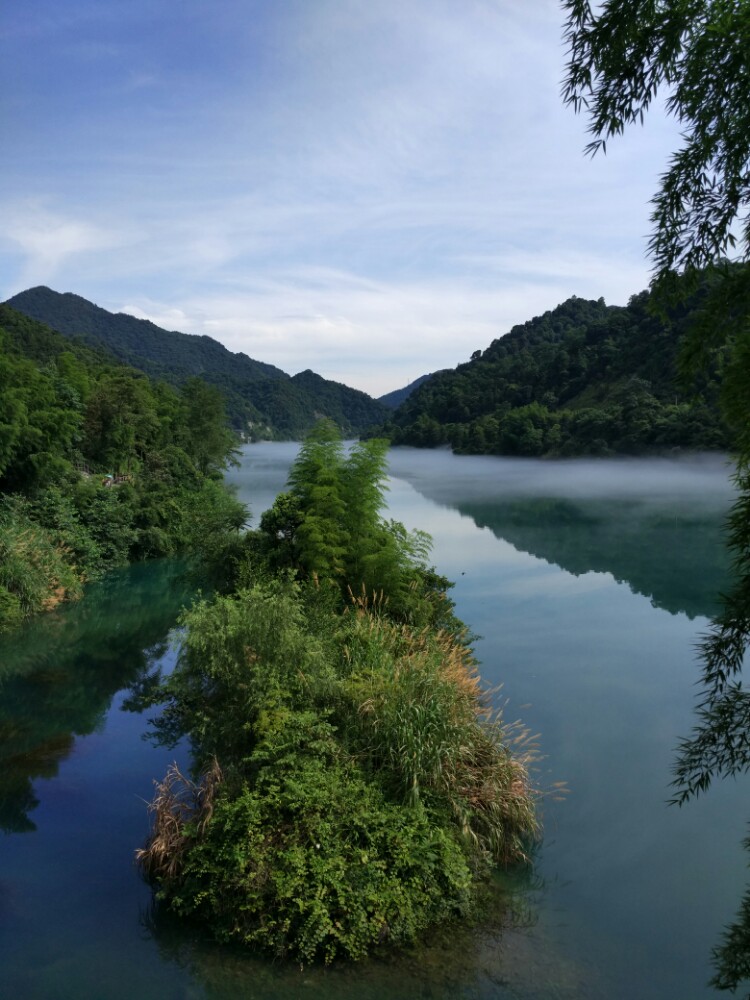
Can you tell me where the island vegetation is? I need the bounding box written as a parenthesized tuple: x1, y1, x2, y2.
(136, 421, 539, 964)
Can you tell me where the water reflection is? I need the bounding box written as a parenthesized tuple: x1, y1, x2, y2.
(139, 869, 598, 1000)
(458, 497, 729, 618)
(0, 560, 198, 834)
(386, 450, 735, 619)
(711, 832, 750, 992)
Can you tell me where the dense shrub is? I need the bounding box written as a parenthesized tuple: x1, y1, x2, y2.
(138, 583, 537, 963)
(0, 498, 84, 620)
(148, 715, 474, 963)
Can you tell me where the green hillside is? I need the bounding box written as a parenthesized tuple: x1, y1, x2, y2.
(380, 283, 733, 456)
(5, 287, 388, 439)
(378, 373, 436, 409)
(0, 304, 245, 629)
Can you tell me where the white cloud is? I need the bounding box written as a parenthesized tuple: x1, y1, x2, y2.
(2, 202, 135, 289)
(115, 249, 651, 397)
(1, 0, 685, 397)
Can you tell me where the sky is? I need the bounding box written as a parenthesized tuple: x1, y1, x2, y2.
(1, 0, 681, 397)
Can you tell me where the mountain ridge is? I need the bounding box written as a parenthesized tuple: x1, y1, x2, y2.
(379, 282, 733, 456)
(378, 373, 436, 409)
(5, 286, 388, 439)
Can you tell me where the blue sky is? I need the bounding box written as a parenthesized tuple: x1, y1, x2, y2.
(1, 0, 680, 396)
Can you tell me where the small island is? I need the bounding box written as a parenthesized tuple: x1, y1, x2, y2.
(137, 422, 538, 963)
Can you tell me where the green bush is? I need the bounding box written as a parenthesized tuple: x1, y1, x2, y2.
(71, 479, 138, 569)
(158, 713, 473, 963)
(0, 499, 83, 616)
(28, 485, 103, 578)
(0, 584, 23, 632)
(139, 581, 538, 963)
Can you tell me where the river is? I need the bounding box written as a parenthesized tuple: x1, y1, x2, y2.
(0, 445, 744, 999)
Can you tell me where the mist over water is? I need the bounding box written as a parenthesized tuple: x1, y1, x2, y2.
(227, 440, 301, 527)
(386, 447, 735, 508)
(381, 448, 736, 620)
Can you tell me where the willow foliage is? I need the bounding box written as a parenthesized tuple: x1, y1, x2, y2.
(563, 3, 750, 989)
(562, 0, 750, 278)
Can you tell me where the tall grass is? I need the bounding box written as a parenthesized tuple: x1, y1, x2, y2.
(0, 502, 83, 629)
(338, 599, 539, 865)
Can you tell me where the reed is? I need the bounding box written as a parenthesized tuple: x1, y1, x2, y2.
(340, 602, 539, 865)
(136, 758, 222, 882)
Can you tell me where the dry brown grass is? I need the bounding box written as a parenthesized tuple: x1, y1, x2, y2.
(136, 757, 222, 882)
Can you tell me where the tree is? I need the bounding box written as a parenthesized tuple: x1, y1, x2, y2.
(339, 437, 391, 588)
(562, 0, 750, 785)
(179, 378, 239, 477)
(563, 3, 750, 989)
(83, 372, 159, 474)
(286, 419, 349, 583)
(562, 0, 750, 278)
(0, 345, 82, 491)
(256, 423, 441, 622)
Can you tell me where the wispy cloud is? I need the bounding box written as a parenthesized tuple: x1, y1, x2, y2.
(1, 0, 681, 396)
(117, 251, 650, 396)
(2, 202, 136, 289)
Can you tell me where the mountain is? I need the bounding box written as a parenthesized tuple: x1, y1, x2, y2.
(378, 373, 435, 409)
(4, 287, 389, 439)
(5, 286, 284, 382)
(0, 303, 239, 485)
(380, 282, 733, 456)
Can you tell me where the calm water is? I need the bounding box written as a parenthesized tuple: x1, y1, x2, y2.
(0, 445, 745, 999)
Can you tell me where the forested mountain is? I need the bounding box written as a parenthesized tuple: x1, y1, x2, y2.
(378, 372, 435, 409)
(381, 282, 734, 456)
(5, 287, 389, 439)
(0, 304, 246, 630)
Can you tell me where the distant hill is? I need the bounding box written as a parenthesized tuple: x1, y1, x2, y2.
(378, 373, 435, 409)
(5, 287, 388, 439)
(0, 302, 113, 371)
(380, 281, 733, 456)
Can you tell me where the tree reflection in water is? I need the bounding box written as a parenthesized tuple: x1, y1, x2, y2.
(0, 559, 199, 834)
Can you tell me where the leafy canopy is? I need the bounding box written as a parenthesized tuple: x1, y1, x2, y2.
(383, 283, 730, 457)
(0, 305, 247, 629)
(562, 0, 750, 277)
(260, 420, 435, 617)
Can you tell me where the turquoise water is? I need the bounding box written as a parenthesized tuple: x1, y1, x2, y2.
(0, 445, 745, 998)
